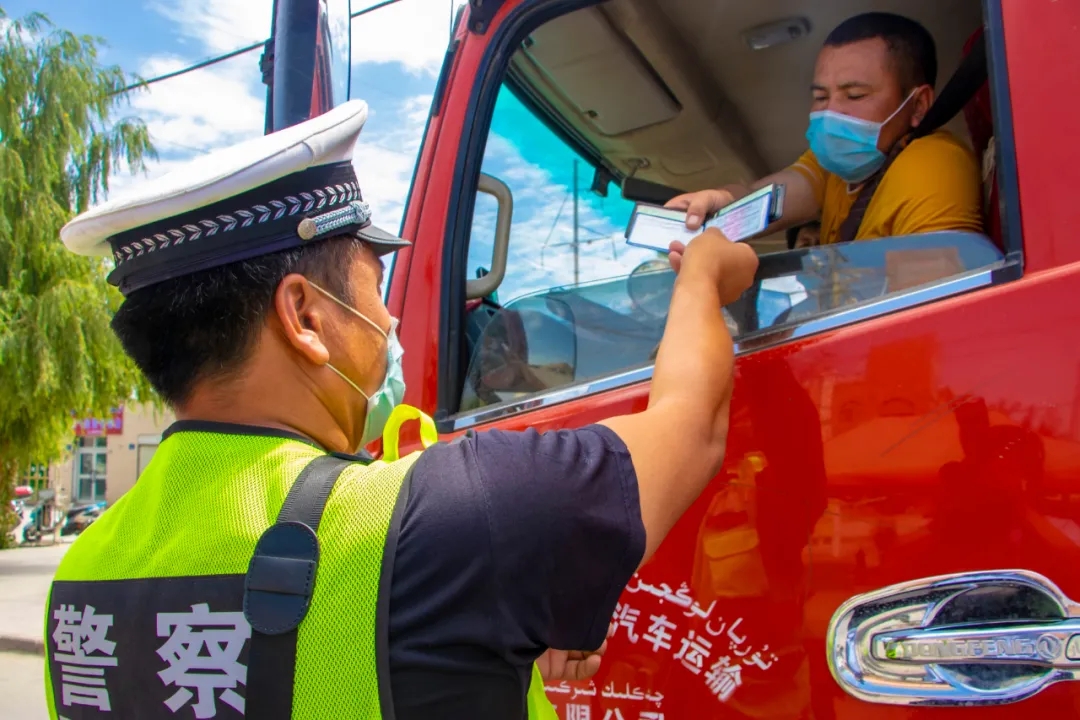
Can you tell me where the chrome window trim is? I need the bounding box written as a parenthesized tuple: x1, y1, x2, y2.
(445, 259, 1016, 432)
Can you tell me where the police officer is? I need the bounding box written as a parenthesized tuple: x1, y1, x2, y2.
(47, 100, 758, 719)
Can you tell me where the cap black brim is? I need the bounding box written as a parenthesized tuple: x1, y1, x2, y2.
(357, 223, 410, 256)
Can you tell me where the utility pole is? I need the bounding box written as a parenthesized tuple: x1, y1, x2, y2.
(572, 158, 580, 287)
(541, 158, 619, 280)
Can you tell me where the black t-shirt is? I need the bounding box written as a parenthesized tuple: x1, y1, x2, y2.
(388, 424, 645, 719)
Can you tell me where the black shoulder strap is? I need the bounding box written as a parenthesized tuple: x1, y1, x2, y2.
(243, 454, 354, 719)
(838, 29, 989, 244)
(836, 138, 908, 245)
(914, 29, 987, 140)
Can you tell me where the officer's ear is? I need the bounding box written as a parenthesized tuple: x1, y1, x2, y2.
(273, 274, 331, 366)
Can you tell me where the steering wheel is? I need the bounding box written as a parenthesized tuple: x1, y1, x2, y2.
(626, 259, 674, 319)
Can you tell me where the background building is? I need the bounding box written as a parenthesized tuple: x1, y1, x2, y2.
(46, 405, 175, 508)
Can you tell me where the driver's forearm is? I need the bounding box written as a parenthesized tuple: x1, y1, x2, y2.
(708, 170, 818, 233)
(748, 168, 819, 231)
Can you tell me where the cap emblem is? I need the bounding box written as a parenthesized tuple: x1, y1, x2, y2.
(297, 200, 372, 241)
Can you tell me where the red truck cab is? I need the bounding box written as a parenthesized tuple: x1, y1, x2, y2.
(363, 0, 1080, 716)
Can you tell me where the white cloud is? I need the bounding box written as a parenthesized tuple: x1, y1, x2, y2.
(127, 53, 265, 152)
(1, 12, 43, 42)
(468, 133, 659, 304)
(350, 0, 463, 75)
(106, 81, 432, 237)
(150, 0, 462, 75)
(149, 0, 271, 54)
(96, 0, 271, 202)
(106, 156, 189, 199)
(101, 0, 449, 217)
(352, 94, 433, 233)
(101, 50, 267, 203)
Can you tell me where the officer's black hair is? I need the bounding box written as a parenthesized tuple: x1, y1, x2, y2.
(825, 12, 938, 91)
(111, 235, 363, 407)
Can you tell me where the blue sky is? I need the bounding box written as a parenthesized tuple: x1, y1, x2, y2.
(0, 0, 831, 327)
(2, 0, 458, 247)
(469, 87, 662, 301)
(2, 0, 663, 305)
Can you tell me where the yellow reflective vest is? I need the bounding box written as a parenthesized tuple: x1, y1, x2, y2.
(45, 405, 557, 719)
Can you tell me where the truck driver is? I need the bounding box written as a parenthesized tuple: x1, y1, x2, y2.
(667, 11, 984, 248)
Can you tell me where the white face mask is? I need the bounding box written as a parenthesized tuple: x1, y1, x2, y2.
(308, 281, 406, 449)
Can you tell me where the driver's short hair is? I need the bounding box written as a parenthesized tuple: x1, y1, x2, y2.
(825, 12, 938, 91)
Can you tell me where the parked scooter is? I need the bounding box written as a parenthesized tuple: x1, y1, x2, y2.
(6, 499, 31, 545)
(60, 501, 106, 537)
(7, 500, 67, 545)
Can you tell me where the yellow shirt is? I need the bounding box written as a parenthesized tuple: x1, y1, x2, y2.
(790, 129, 984, 245)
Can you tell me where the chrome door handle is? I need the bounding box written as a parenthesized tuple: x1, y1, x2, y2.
(827, 570, 1080, 706)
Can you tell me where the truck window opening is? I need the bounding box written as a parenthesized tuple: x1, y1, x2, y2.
(445, 0, 1019, 422)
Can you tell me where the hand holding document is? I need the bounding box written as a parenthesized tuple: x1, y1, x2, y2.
(626, 183, 785, 252)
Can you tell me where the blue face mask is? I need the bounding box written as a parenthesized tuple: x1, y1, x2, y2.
(805, 91, 916, 184)
(309, 282, 406, 449)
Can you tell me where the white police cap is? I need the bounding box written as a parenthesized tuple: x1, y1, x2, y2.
(61, 99, 409, 296)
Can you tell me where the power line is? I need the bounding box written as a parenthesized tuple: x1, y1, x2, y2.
(152, 134, 212, 155)
(352, 0, 405, 19)
(114, 40, 265, 95)
(113, 0, 408, 96)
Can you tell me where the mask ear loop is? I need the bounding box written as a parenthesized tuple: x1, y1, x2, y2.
(306, 280, 386, 405)
(306, 279, 410, 452)
(907, 85, 933, 128)
(308, 280, 389, 339)
(883, 88, 921, 130)
(324, 363, 370, 401)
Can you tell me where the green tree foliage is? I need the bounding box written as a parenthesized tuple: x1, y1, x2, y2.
(0, 8, 157, 545)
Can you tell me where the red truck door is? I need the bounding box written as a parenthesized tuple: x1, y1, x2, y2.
(387, 0, 1080, 717)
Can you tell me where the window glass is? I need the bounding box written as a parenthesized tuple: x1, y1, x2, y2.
(729, 232, 1004, 336)
(462, 85, 670, 410)
(462, 225, 1004, 413)
(466, 85, 662, 304)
